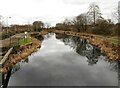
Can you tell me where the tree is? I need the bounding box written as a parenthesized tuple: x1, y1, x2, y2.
(55, 19, 73, 31)
(87, 2, 102, 25)
(118, 1, 120, 23)
(33, 21, 44, 32)
(63, 19, 73, 31)
(0, 15, 3, 30)
(55, 23, 64, 30)
(45, 23, 50, 28)
(92, 19, 112, 35)
(113, 1, 120, 23)
(73, 13, 87, 32)
(113, 1, 120, 36)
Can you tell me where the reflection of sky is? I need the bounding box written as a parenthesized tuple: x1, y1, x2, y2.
(8, 34, 118, 86)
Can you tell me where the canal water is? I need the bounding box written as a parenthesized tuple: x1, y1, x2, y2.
(8, 33, 118, 86)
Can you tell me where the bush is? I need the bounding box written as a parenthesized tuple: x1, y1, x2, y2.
(92, 27, 112, 35)
(92, 19, 112, 35)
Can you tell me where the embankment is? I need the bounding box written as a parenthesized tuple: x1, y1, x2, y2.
(54, 30, 120, 61)
(0, 37, 41, 74)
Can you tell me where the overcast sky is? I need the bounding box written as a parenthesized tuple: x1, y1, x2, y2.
(0, 0, 119, 26)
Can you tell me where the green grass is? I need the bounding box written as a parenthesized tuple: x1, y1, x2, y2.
(94, 34, 120, 47)
(107, 38, 120, 46)
(19, 38, 32, 46)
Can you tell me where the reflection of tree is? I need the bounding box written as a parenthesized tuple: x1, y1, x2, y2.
(11, 63, 21, 75)
(76, 42, 100, 66)
(58, 35, 101, 66)
(31, 34, 44, 41)
(43, 33, 54, 39)
(24, 58, 29, 63)
(56, 33, 119, 68)
(86, 48, 100, 66)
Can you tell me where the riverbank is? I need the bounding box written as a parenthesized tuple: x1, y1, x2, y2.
(54, 30, 120, 61)
(0, 37, 41, 74)
(0, 30, 119, 73)
(79, 33, 119, 61)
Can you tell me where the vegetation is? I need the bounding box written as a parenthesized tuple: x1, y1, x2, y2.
(19, 38, 32, 46)
(55, 2, 120, 37)
(87, 2, 103, 25)
(33, 21, 44, 32)
(73, 13, 87, 32)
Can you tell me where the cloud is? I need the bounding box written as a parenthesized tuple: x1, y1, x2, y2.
(0, 0, 119, 26)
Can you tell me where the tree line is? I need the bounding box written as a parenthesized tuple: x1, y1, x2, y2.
(55, 2, 120, 36)
(0, 2, 119, 39)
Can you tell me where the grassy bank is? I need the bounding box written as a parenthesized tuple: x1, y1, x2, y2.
(0, 37, 41, 74)
(54, 30, 119, 61)
(19, 38, 32, 46)
(95, 35, 120, 47)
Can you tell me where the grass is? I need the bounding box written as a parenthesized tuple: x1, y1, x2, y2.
(92, 34, 120, 47)
(19, 38, 32, 46)
(107, 37, 120, 47)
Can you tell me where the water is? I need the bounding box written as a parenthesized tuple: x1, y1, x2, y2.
(7, 33, 118, 86)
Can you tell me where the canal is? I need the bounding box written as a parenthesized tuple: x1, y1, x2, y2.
(7, 33, 118, 86)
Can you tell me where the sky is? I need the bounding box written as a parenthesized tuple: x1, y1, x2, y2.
(0, 0, 119, 26)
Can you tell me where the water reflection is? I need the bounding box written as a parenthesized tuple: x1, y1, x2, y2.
(11, 58, 29, 75)
(56, 34, 102, 66)
(6, 33, 118, 86)
(1, 58, 29, 88)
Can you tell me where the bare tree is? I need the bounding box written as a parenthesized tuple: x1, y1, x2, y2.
(118, 1, 120, 23)
(45, 23, 50, 28)
(113, 1, 120, 36)
(112, 1, 120, 23)
(87, 2, 102, 25)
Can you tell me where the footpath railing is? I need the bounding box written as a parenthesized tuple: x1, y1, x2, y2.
(0, 47, 13, 88)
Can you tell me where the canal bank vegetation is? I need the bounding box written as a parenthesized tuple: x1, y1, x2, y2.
(55, 2, 120, 38)
(0, 37, 42, 74)
(19, 38, 32, 46)
(54, 30, 119, 61)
